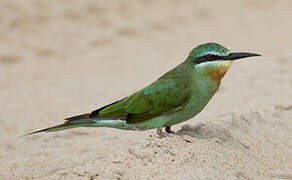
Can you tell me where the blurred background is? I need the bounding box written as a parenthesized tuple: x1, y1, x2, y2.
(0, 0, 291, 179)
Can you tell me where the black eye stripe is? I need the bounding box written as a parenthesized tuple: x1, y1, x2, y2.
(194, 54, 222, 64)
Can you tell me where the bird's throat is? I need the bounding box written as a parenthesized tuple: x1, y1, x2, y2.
(207, 61, 233, 83)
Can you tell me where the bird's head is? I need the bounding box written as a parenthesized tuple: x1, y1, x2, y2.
(186, 42, 261, 83)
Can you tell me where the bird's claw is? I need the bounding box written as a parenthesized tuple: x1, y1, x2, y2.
(156, 126, 176, 138)
(156, 128, 168, 138)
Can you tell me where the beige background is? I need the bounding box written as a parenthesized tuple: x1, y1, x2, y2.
(0, 0, 292, 179)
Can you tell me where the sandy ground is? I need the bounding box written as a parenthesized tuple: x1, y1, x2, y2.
(0, 0, 292, 179)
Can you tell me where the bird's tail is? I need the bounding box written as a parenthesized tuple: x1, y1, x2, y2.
(20, 113, 100, 137)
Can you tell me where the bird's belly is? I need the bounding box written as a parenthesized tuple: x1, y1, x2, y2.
(164, 85, 218, 127)
(163, 100, 201, 126)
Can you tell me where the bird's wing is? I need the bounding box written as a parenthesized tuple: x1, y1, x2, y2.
(66, 77, 192, 124)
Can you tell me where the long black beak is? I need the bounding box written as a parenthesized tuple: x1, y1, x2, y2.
(222, 52, 261, 61)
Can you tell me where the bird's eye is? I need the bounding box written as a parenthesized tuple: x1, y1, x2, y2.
(206, 54, 214, 60)
(194, 54, 221, 64)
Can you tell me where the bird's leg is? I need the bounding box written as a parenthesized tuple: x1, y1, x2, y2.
(165, 126, 175, 134)
(156, 128, 167, 138)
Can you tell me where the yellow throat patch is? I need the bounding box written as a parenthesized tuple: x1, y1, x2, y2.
(207, 61, 233, 83)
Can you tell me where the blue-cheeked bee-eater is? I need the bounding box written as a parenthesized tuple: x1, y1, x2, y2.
(24, 43, 261, 137)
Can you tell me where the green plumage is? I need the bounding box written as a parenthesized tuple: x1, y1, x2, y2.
(24, 43, 261, 137)
(93, 63, 193, 124)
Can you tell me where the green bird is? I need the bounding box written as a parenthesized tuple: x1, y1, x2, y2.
(24, 43, 261, 137)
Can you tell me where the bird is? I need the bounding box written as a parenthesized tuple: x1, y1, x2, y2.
(23, 43, 261, 137)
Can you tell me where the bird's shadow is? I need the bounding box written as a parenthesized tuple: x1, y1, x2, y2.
(176, 124, 231, 141)
(175, 124, 250, 149)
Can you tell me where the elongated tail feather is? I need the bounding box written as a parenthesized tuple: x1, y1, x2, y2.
(20, 118, 99, 137)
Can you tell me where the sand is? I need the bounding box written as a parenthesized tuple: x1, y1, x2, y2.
(0, 0, 292, 179)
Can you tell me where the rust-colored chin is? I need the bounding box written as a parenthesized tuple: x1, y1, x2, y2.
(207, 61, 233, 83)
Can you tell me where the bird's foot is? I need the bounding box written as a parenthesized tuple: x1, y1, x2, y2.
(156, 128, 168, 138)
(165, 126, 175, 134)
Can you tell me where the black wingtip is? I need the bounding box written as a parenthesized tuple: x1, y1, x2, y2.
(65, 113, 90, 121)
